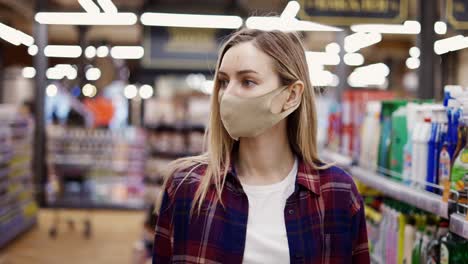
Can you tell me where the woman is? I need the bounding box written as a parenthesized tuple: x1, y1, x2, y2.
(153, 29, 369, 264)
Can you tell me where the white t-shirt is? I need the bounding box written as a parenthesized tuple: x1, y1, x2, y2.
(240, 158, 298, 264)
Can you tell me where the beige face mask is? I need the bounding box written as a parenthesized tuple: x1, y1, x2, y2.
(219, 85, 301, 141)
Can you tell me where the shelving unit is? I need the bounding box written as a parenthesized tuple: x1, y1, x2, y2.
(0, 107, 37, 248)
(46, 126, 147, 210)
(322, 149, 468, 241)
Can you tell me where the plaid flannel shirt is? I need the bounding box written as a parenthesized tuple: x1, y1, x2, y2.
(153, 158, 370, 264)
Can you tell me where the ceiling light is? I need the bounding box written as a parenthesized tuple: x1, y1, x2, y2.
(0, 23, 34, 46)
(86, 67, 101, 81)
(306, 51, 340, 66)
(35, 12, 137, 26)
(434, 35, 468, 55)
(351, 20, 421, 34)
(139, 85, 154, 99)
(281, 1, 300, 19)
(124, 84, 138, 99)
(325, 42, 340, 54)
(28, 45, 38, 56)
(110, 46, 144, 59)
(46, 84, 58, 97)
(97, 0, 118, 13)
(406, 57, 420, 69)
(409, 47, 420, 58)
(246, 16, 342, 32)
(46, 64, 77, 80)
(85, 46, 97, 58)
(344, 32, 382, 53)
(78, 0, 100, 13)
(82, 84, 97, 97)
(97, 46, 109, 57)
(354, 63, 390, 77)
(309, 70, 339, 87)
(202, 80, 214, 94)
(344, 53, 364, 66)
(141, 13, 243, 29)
(22, 67, 36, 78)
(44, 45, 82, 58)
(434, 21, 447, 35)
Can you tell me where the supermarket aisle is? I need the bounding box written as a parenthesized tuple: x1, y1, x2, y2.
(0, 209, 145, 264)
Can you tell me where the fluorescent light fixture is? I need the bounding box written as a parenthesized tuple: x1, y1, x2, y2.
(325, 42, 340, 54)
(351, 20, 421, 34)
(28, 45, 38, 56)
(97, 46, 109, 57)
(309, 70, 339, 87)
(86, 68, 101, 81)
(141, 13, 243, 29)
(124, 84, 138, 99)
(46, 84, 58, 97)
(97, 0, 118, 13)
(281, 1, 300, 19)
(409, 47, 420, 58)
(35, 12, 137, 26)
(78, 0, 100, 13)
(354, 63, 390, 77)
(44, 45, 82, 58)
(306, 51, 340, 65)
(434, 35, 468, 55)
(47, 64, 77, 80)
(406, 57, 420, 69)
(110, 46, 144, 59)
(82, 84, 97, 97)
(0, 23, 34, 46)
(348, 73, 387, 88)
(434, 21, 447, 35)
(344, 32, 382, 53)
(139, 85, 154, 99)
(246, 16, 342, 32)
(344, 53, 364, 66)
(22, 67, 36, 78)
(85, 46, 97, 58)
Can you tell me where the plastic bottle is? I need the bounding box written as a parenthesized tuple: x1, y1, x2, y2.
(390, 106, 408, 180)
(403, 103, 419, 185)
(427, 107, 446, 192)
(403, 216, 416, 264)
(447, 100, 461, 159)
(451, 99, 468, 192)
(415, 108, 434, 188)
(360, 102, 381, 171)
(411, 107, 424, 186)
(412, 217, 423, 264)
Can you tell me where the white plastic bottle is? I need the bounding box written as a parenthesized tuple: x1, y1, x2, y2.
(403, 103, 419, 184)
(411, 107, 424, 186)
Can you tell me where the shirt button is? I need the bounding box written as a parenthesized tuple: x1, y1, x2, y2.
(288, 209, 295, 215)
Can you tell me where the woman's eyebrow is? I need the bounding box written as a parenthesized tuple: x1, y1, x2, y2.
(218, 69, 259, 76)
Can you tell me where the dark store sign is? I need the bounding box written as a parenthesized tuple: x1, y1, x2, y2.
(447, 0, 468, 29)
(143, 27, 232, 70)
(298, 0, 408, 26)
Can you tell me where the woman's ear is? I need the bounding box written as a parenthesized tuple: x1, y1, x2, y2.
(283, 81, 304, 110)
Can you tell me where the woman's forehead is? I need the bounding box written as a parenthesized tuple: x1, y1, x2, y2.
(219, 42, 274, 75)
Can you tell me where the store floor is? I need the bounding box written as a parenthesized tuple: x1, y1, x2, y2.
(0, 209, 146, 264)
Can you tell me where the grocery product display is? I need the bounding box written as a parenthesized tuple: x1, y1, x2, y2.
(0, 105, 38, 248)
(46, 126, 147, 209)
(322, 85, 468, 263)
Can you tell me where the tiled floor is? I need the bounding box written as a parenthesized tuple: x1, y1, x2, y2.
(0, 209, 146, 264)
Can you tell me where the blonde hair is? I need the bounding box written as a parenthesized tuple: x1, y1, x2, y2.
(157, 29, 326, 215)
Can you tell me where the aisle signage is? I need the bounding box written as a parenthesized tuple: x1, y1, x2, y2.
(298, 0, 408, 26)
(143, 27, 232, 70)
(447, 0, 468, 29)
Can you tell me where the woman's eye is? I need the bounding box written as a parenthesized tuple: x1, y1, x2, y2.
(242, 80, 256, 88)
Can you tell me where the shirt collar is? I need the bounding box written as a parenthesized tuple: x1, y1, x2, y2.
(224, 157, 321, 196)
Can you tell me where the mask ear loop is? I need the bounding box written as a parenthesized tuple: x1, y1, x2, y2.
(269, 85, 293, 114)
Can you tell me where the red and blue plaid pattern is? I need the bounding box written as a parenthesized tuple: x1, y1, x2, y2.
(153, 158, 370, 264)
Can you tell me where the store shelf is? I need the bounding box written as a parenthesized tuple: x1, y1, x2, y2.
(449, 213, 468, 240)
(350, 166, 449, 218)
(47, 200, 145, 211)
(320, 149, 353, 168)
(146, 123, 205, 133)
(0, 217, 36, 249)
(150, 150, 199, 159)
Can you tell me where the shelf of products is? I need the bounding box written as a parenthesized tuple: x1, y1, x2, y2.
(350, 166, 449, 219)
(46, 126, 147, 210)
(0, 105, 37, 248)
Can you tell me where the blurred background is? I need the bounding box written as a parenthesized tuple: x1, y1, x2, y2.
(1, 0, 468, 263)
